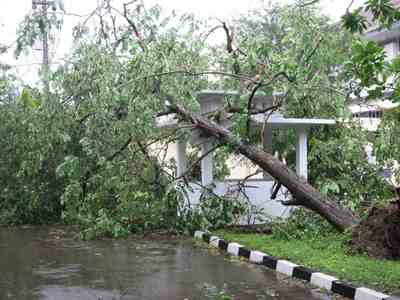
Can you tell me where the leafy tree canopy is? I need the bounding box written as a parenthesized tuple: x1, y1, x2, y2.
(0, 0, 399, 236)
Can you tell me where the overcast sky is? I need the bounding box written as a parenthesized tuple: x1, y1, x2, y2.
(0, 0, 365, 84)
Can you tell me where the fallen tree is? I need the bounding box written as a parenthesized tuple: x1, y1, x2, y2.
(164, 103, 400, 259)
(165, 103, 361, 232)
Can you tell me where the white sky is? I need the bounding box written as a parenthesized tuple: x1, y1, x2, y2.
(0, 0, 365, 84)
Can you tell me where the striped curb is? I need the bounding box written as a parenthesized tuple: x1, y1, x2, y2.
(194, 230, 400, 300)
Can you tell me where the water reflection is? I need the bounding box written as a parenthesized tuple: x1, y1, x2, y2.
(0, 226, 334, 300)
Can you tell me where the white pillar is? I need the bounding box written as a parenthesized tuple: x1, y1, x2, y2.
(176, 138, 187, 177)
(201, 141, 213, 186)
(296, 126, 308, 181)
(263, 126, 273, 179)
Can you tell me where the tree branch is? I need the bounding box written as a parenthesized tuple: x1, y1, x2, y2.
(221, 21, 234, 53)
(303, 36, 324, 67)
(122, 2, 146, 51)
(297, 0, 320, 8)
(118, 70, 259, 90)
(225, 103, 282, 115)
(201, 25, 223, 42)
(175, 143, 223, 180)
(246, 81, 263, 136)
(271, 182, 282, 200)
(281, 198, 302, 206)
(106, 136, 133, 162)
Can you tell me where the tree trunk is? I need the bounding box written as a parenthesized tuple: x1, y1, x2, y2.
(168, 103, 360, 232)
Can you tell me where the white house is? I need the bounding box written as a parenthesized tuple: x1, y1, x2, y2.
(350, 0, 400, 132)
(157, 90, 335, 223)
(350, 2, 400, 185)
(156, 2, 400, 223)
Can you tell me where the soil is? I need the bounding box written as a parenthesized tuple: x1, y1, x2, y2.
(351, 199, 400, 260)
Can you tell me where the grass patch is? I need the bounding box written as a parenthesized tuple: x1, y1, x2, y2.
(215, 230, 400, 294)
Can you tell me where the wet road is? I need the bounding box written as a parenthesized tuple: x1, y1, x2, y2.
(0, 226, 334, 300)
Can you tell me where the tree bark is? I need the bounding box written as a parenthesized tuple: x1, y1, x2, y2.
(168, 103, 360, 232)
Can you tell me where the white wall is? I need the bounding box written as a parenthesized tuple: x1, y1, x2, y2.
(384, 40, 400, 60)
(182, 180, 293, 225)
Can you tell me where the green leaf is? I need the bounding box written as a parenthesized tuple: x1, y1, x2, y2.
(17, 88, 41, 108)
(341, 9, 368, 34)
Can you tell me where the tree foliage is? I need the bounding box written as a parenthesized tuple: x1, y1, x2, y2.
(1, 2, 210, 236)
(1, 0, 399, 236)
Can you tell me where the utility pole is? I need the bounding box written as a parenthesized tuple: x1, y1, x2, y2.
(41, 1, 49, 67)
(32, 0, 56, 95)
(32, 0, 55, 67)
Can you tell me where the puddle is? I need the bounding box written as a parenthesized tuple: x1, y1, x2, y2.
(0, 226, 337, 299)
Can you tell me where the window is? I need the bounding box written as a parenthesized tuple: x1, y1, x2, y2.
(352, 110, 382, 118)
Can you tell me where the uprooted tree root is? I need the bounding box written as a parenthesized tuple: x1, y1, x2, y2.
(351, 200, 400, 260)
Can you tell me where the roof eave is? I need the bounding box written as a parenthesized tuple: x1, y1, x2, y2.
(364, 22, 400, 43)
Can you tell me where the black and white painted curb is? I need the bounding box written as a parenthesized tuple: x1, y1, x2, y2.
(194, 231, 400, 300)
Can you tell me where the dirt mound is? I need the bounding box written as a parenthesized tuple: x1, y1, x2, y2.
(351, 200, 400, 260)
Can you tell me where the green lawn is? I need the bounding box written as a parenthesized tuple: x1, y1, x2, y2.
(215, 230, 400, 294)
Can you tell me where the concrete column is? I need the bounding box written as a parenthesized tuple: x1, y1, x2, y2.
(296, 126, 308, 181)
(201, 141, 214, 185)
(263, 126, 273, 179)
(176, 138, 187, 177)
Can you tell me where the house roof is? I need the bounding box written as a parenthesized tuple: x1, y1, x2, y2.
(348, 101, 399, 113)
(363, 0, 400, 42)
(156, 113, 336, 130)
(251, 113, 335, 129)
(157, 91, 336, 130)
(364, 22, 400, 43)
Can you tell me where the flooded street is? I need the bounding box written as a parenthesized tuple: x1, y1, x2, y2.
(0, 226, 332, 300)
